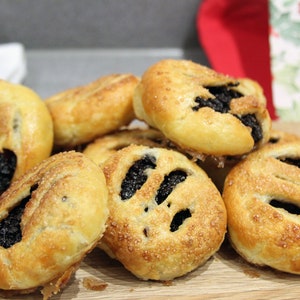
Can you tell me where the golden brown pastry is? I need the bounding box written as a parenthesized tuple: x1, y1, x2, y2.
(83, 128, 166, 166)
(101, 144, 227, 281)
(268, 129, 300, 145)
(45, 74, 140, 148)
(0, 80, 53, 194)
(196, 130, 300, 193)
(0, 151, 108, 299)
(223, 140, 300, 274)
(133, 59, 271, 157)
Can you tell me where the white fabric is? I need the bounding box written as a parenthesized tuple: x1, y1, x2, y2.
(0, 43, 27, 83)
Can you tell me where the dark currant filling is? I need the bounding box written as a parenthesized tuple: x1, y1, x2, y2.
(0, 149, 17, 194)
(192, 85, 242, 113)
(120, 154, 156, 200)
(268, 158, 300, 215)
(192, 85, 263, 143)
(143, 169, 191, 235)
(278, 157, 300, 168)
(238, 114, 263, 143)
(269, 199, 300, 215)
(170, 209, 192, 232)
(155, 170, 187, 205)
(268, 137, 280, 144)
(0, 184, 38, 249)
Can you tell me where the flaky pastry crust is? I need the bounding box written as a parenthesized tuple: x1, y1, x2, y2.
(83, 128, 166, 166)
(0, 151, 108, 298)
(133, 59, 271, 156)
(223, 140, 300, 274)
(268, 129, 300, 145)
(0, 80, 53, 181)
(101, 145, 227, 281)
(45, 74, 140, 147)
(196, 130, 300, 193)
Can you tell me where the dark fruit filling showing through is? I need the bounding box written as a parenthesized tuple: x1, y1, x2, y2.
(278, 157, 300, 168)
(155, 170, 187, 205)
(0, 149, 17, 195)
(192, 85, 263, 143)
(270, 199, 300, 215)
(0, 184, 38, 249)
(139, 168, 191, 235)
(192, 85, 242, 114)
(238, 114, 262, 143)
(120, 154, 156, 200)
(269, 137, 280, 144)
(170, 209, 192, 232)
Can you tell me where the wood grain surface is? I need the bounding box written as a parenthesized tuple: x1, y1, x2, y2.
(2, 121, 300, 300)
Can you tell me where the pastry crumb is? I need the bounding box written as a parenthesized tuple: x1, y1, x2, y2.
(82, 276, 108, 291)
(162, 280, 173, 286)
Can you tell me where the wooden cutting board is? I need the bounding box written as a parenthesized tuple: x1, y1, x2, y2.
(5, 121, 300, 300)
